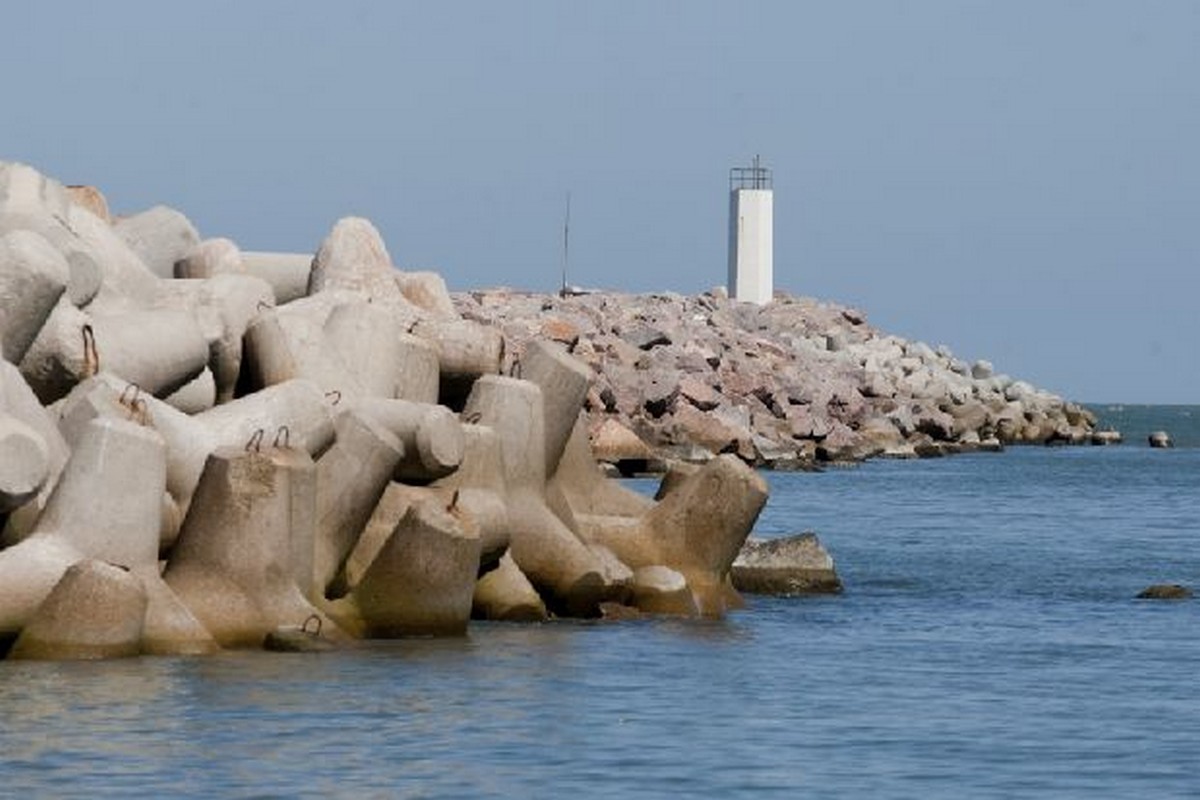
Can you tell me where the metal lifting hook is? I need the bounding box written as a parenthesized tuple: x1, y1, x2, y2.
(245, 428, 265, 453)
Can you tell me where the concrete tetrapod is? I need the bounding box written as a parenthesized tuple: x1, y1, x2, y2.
(163, 445, 342, 648)
(311, 409, 405, 599)
(517, 339, 593, 475)
(0, 230, 69, 364)
(56, 375, 335, 533)
(576, 454, 769, 616)
(241, 293, 389, 402)
(472, 551, 548, 622)
(0, 360, 70, 541)
(154, 272, 276, 403)
(9, 560, 148, 661)
(0, 417, 166, 638)
(354, 397, 464, 482)
(412, 318, 503, 409)
(0, 414, 49, 514)
(349, 496, 483, 637)
(19, 302, 209, 403)
(460, 375, 617, 616)
(240, 252, 312, 305)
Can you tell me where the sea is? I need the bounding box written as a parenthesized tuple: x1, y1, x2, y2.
(0, 406, 1197, 798)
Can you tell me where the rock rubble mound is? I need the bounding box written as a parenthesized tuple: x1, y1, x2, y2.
(456, 289, 1097, 469)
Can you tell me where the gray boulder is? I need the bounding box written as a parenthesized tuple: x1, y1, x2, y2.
(732, 532, 842, 595)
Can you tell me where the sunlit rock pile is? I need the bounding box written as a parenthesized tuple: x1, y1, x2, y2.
(0, 161, 770, 661)
(457, 289, 1097, 470)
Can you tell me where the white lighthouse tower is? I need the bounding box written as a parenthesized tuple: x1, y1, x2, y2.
(727, 155, 774, 304)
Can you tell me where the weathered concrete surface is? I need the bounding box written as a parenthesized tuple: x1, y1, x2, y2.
(472, 551, 548, 622)
(9, 560, 148, 661)
(350, 497, 482, 637)
(577, 455, 768, 615)
(312, 410, 405, 598)
(0, 415, 50, 513)
(163, 447, 339, 648)
(114, 205, 200, 279)
(355, 398, 463, 482)
(0, 230, 69, 364)
(732, 533, 843, 595)
(630, 565, 699, 616)
(240, 251, 312, 305)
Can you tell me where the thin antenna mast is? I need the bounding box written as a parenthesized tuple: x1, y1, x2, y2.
(560, 191, 571, 296)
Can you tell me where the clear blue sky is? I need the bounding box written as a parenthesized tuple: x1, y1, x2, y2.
(4, 2, 1197, 402)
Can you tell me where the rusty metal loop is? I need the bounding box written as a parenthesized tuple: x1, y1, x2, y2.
(325, 390, 342, 406)
(447, 489, 460, 513)
(245, 428, 265, 453)
(301, 614, 322, 637)
(119, 383, 142, 408)
(81, 324, 99, 377)
(133, 399, 150, 427)
(462, 411, 482, 425)
(274, 425, 290, 449)
(256, 299, 272, 311)
(509, 357, 522, 378)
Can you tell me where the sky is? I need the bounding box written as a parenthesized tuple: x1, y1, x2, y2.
(3, 2, 1197, 403)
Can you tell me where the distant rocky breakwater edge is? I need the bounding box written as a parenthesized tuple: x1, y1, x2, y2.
(457, 288, 1098, 472)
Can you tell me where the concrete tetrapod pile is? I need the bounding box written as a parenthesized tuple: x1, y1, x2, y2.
(0, 160, 768, 660)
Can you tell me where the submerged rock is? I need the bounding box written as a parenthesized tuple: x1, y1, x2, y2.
(1136, 584, 1192, 600)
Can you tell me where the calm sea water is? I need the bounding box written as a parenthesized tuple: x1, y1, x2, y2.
(1, 410, 1198, 798)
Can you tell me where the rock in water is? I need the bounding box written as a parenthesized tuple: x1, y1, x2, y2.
(732, 532, 843, 595)
(1148, 431, 1173, 449)
(1136, 584, 1191, 600)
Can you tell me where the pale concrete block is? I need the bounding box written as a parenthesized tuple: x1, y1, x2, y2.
(0, 536, 82, 637)
(519, 339, 593, 475)
(355, 397, 463, 481)
(0, 161, 103, 307)
(334, 482, 428, 598)
(65, 202, 159, 306)
(162, 366, 216, 414)
(114, 205, 201, 279)
(413, 318, 503, 406)
(307, 217, 412, 317)
(9, 560, 148, 661)
(269, 442, 319, 607)
(34, 417, 167, 569)
(394, 333, 440, 404)
(0, 414, 50, 513)
(174, 237, 242, 280)
(0, 360, 70, 541)
(164, 447, 338, 647)
(29, 306, 210, 400)
(0, 230, 70, 364)
(578, 455, 768, 616)
(631, 565, 699, 616)
(240, 251, 312, 305)
(196, 378, 335, 459)
(17, 295, 93, 403)
(324, 301, 405, 398)
(351, 497, 482, 637)
(396, 270, 457, 319)
(472, 551, 547, 622)
(135, 565, 220, 656)
(312, 410, 404, 598)
(154, 272, 275, 403)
